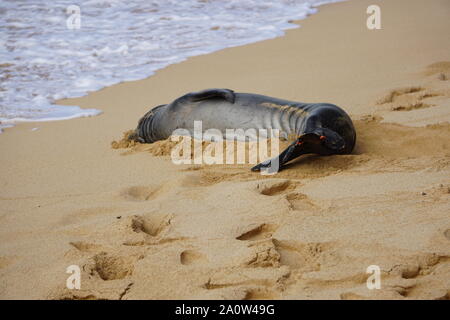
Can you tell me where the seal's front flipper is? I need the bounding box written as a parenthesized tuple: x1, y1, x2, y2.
(251, 138, 308, 173)
(251, 130, 348, 173)
(187, 89, 236, 104)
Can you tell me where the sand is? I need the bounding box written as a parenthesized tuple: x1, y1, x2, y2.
(0, 0, 449, 300)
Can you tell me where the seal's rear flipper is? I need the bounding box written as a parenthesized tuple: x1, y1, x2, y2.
(187, 89, 235, 104)
(125, 129, 145, 143)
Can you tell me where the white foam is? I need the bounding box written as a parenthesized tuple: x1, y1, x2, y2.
(0, 0, 344, 132)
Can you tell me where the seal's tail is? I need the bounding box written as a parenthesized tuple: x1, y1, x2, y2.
(126, 129, 144, 143)
(134, 104, 167, 143)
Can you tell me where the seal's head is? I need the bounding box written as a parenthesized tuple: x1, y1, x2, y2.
(299, 128, 346, 155)
(133, 104, 167, 143)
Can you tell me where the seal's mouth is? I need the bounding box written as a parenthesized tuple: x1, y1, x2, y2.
(322, 136, 346, 151)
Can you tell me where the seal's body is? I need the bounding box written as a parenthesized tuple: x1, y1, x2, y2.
(135, 89, 356, 172)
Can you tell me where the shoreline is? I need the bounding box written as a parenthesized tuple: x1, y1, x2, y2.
(0, 0, 341, 134)
(1, 0, 449, 300)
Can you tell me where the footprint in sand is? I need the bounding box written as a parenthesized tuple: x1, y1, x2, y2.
(255, 179, 292, 196)
(234, 224, 281, 268)
(130, 213, 171, 237)
(180, 250, 207, 265)
(398, 264, 421, 279)
(120, 185, 162, 201)
(181, 170, 245, 187)
(377, 86, 423, 104)
(122, 213, 174, 246)
(424, 61, 450, 81)
(377, 86, 443, 111)
(235, 223, 278, 241)
(202, 274, 285, 300)
(389, 254, 446, 283)
(69, 241, 102, 253)
(90, 252, 136, 281)
(272, 240, 325, 271)
(386, 257, 450, 299)
(340, 292, 370, 300)
(244, 287, 278, 300)
(285, 192, 317, 211)
(245, 240, 281, 268)
(444, 229, 450, 241)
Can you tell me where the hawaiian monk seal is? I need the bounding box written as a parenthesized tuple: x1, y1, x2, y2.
(133, 88, 356, 172)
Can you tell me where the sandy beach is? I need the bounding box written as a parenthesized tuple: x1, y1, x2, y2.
(1, 0, 449, 299)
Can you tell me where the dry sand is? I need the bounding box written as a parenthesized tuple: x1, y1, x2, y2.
(0, 0, 449, 299)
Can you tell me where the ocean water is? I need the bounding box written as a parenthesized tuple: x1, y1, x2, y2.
(0, 0, 341, 132)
